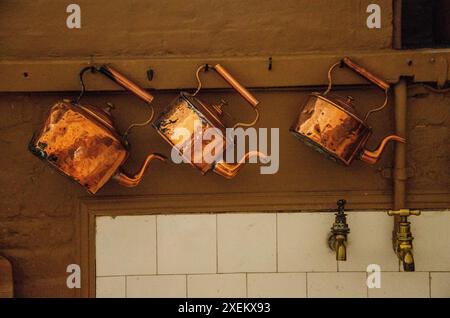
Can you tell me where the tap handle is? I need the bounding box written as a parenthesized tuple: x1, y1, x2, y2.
(337, 199, 346, 213)
(387, 209, 421, 217)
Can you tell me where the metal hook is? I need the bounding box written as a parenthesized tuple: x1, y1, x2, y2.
(192, 64, 212, 97)
(323, 61, 341, 96)
(73, 66, 98, 104)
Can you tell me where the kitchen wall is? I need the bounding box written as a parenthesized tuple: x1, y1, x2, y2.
(95, 211, 450, 298)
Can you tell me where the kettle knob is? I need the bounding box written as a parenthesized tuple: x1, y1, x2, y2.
(104, 102, 115, 115)
(213, 99, 228, 116)
(345, 96, 355, 105)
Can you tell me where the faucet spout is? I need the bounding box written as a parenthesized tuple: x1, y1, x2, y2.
(401, 250, 415, 272)
(335, 235, 347, 261)
(113, 153, 166, 187)
(387, 209, 420, 272)
(360, 135, 405, 164)
(328, 199, 350, 261)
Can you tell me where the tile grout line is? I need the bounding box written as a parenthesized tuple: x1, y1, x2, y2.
(275, 213, 278, 273)
(186, 275, 188, 298)
(124, 275, 128, 298)
(246, 273, 248, 298)
(365, 272, 369, 298)
(216, 214, 219, 274)
(305, 272, 308, 298)
(429, 272, 431, 298)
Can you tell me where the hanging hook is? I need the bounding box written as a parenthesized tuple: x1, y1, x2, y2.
(193, 64, 212, 96)
(73, 66, 98, 104)
(323, 61, 342, 96)
(363, 88, 389, 121)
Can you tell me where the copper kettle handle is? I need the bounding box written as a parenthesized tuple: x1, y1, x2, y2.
(97, 65, 154, 104)
(325, 58, 390, 121)
(193, 64, 260, 128)
(213, 64, 259, 108)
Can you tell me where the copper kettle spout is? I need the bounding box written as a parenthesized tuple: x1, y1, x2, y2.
(113, 153, 166, 187)
(213, 151, 267, 179)
(360, 135, 405, 165)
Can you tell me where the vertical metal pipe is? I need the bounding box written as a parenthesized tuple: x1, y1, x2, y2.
(393, 0, 403, 49)
(394, 79, 407, 210)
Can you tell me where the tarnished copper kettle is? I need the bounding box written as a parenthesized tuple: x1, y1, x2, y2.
(153, 64, 265, 178)
(29, 65, 165, 194)
(290, 57, 405, 166)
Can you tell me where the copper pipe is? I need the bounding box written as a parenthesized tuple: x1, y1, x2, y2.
(394, 79, 407, 210)
(393, 0, 403, 49)
(113, 153, 165, 187)
(393, 79, 408, 261)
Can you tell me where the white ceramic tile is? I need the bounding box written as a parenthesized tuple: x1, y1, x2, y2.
(96, 276, 126, 298)
(413, 211, 450, 271)
(217, 213, 276, 273)
(307, 272, 367, 298)
(278, 213, 337, 272)
(368, 272, 430, 298)
(338, 212, 399, 272)
(187, 274, 246, 298)
(157, 214, 216, 274)
(247, 273, 307, 298)
(96, 216, 156, 276)
(430, 272, 450, 298)
(127, 275, 186, 298)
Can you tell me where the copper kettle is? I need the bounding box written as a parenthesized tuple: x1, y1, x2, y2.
(290, 57, 405, 166)
(29, 65, 165, 194)
(153, 64, 265, 178)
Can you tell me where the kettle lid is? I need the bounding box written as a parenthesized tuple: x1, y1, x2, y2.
(180, 92, 226, 129)
(65, 99, 116, 131)
(317, 93, 363, 119)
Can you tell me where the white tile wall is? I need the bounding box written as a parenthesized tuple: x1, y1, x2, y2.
(217, 214, 276, 273)
(247, 273, 307, 298)
(96, 276, 126, 298)
(338, 212, 399, 272)
(96, 216, 156, 276)
(368, 272, 430, 298)
(413, 211, 450, 271)
(157, 214, 216, 274)
(307, 272, 367, 298)
(430, 272, 450, 298)
(127, 275, 186, 298)
(95, 210, 450, 298)
(278, 213, 337, 272)
(187, 274, 246, 298)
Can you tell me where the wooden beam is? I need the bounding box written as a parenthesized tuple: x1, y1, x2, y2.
(1, 50, 450, 92)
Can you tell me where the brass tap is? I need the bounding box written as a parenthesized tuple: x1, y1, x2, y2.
(328, 199, 350, 261)
(387, 209, 421, 271)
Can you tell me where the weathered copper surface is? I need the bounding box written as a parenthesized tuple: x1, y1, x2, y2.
(29, 65, 164, 194)
(30, 101, 127, 194)
(153, 64, 264, 178)
(291, 93, 371, 165)
(291, 57, 406, 166)
(153, 93, 227, 174)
